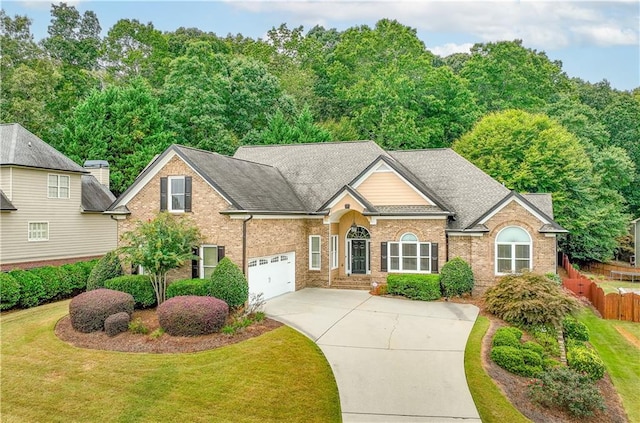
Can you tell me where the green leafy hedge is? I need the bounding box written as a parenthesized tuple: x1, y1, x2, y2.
(0, 272, 21, 310)
(566, 340, 605, 380)
(491, 345, 543, 377)
(209, 258, 249, 309)
(562, 316, 590, 342)
(166, 278, 209, 299)
(87, 251, 123, 291)
(29, 266, 72, 301)
(9, 270, 46, 308)
(492, 326, 523, 348)
(439, 257, 474, 297)
(105, 275, 156, 308)
(387, 274, 441, 301)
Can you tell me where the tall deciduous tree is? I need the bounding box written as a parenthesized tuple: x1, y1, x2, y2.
(259, 106, 331, 144)
(454, 110, 629, 262)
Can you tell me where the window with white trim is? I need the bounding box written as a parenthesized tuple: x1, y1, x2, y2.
(48, 174, 69, 198)
(169, 176, 185, 212)
(496, 226, 532, 274)
(28, 222, 49, 241)
(330, 235, 339, 269)
(388, 233, 431, 272)
(200, 245, 219, 278)
(309, 235, 321, 270)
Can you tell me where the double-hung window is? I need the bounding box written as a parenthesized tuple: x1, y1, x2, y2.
(169, 176, 185, 212)
(48, 174, 69, 198)
(496, 226, 532, 274)
(309, 235, 321, 270)
(160, 176, 192, 212)
(200, 245, 219, 278)
(330, 235, 339, 270)
(28, 222, 49, 241)
(387, 233, 432, 273)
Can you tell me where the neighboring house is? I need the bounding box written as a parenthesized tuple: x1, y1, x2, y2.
(108, 141, 567, 299)
(0, 123, 117, 270)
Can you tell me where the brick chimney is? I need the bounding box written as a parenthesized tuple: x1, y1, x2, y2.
(83, 160, 110, 189)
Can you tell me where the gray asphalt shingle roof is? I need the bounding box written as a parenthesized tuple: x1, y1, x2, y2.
(81, 175, 116, 212)
(0, 123, 85, 173)
(1, 190, 16, 211)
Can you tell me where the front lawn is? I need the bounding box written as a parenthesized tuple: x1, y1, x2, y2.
(577, 308, 640, 423)
(1, 301, 341, 423)
(594, 279, 640, 294)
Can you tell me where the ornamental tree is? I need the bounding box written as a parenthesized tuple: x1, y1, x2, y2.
(119, 213, 202, 305)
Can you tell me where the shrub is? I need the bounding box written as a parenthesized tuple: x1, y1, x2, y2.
(528, 367, 606, 417)
(484, 272, 579, 327)
(492, 326, 523, 347)
(158, 295, 229, 336)
(104, 312, 130, 337)
(566, 340, 605, 380)
(78, 259, 98, 282)
(69, 289, 134, 333)
(128, 317, 149, 334)
(387, 274, 441, 301)
(29, 266, 72, 301)
(490, 345, 543, 377)
(10, 270, 45, 308)
(209, 258, 249, 309)
(87, 251, 123, 291)
(530, 325, 561, 357)
(61, 262, 88, 292)
(439, 257, 474, 297)
(563, 316, 590, 341)
(0, 272, 21, 310)
(104, 275, 156, 308)
(166, 278, 209, 299)
(522, 341, 546, 357)
(545, 272, 562, 284)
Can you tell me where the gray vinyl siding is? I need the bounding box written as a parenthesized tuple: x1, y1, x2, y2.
(0, 167, 117, 266)
(635, 220, 640, 266)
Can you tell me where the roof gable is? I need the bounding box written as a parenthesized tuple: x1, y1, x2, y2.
(0, 123, 85, 173)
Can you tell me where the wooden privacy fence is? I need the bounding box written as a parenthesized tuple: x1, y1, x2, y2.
(562, 254, 640, 323)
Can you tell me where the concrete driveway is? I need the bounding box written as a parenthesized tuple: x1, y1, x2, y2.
(265, 288, 481, 422)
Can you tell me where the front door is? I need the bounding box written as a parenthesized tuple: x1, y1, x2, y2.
(351, 240, 367, 274)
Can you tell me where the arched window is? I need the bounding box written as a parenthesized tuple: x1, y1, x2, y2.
(388, 232, 431, 273)
(496, 226, 532, 274)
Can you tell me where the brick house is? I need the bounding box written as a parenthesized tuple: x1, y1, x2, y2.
(107, 141, 566, 299)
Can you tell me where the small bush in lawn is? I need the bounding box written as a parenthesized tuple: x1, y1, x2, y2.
(166, 278, 209, 299)
(528, 367, 606, 417)
(209, 258, 249, 310)
(490, 345, 543, 377)
(484, 272, 579, 327)
(158, 295, 229, 336)
(104, 312, 130, 337)
(563, 315, 590, 341)
(566, 339, 605, 380)
(128, 317, 149, 335)
(105, 275, 156, 308)
(439, 257, 474, 297)
(0, 272, 21, 310)
(387, 274, 441, 301)
(69, 289, 134, 333)
(87, 251, 123, 291)
(10, 270, 45, 308)
(530, 325, 561, 357)
(492, 326, 523, 347)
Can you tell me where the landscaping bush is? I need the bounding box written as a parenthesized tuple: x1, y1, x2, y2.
(530, 325, 561, 357)
(166, 278, 209, 299)
(87, 251, 123, 291)
(61, 262, 89, 292)
(522, 341, 546, 357)
(484, 272, 579, 326)
(69, 289, 134, 333)
(545, 272, 562, 284)
(563, 316, 590, 341)
(0, 272, 21, 310)
(387, 274, 441, 301)
(104, 312, 131, 337)
(10, 270, 46, 308)
(78, 259, 98, 282)
(157, 295, 229, 336)
(29, 266, 72, 301)
(128, 317, 149, 334)
(566, 339, 605, 380)
(492, 326, 523, 347)
(528, 367, 606, 417)
(209, 258, 249, 309)
(490, 345, 543, 377)
(439, 257, 474, 297)
(104, 275, 156, 308)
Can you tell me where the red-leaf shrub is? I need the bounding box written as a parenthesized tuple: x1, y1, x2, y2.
(104, 312, 131, 337)
(158, 295, 229, 336)
(69, 289, 134, 333)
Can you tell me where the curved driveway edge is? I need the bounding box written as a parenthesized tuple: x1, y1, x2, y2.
(265, 288, 481, 422)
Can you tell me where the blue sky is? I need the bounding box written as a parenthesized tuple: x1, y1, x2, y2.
(4, 0, 639, 91)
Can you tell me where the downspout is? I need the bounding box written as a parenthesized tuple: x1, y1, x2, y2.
(328, 220, 332, 287)
(242, 215, 253, 276)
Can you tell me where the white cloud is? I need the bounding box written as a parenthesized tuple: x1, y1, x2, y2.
(429, 42, 473, 57)
(228, 1, 639, 49)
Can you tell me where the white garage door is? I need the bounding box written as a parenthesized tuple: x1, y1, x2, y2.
(248, 252, 295, 300)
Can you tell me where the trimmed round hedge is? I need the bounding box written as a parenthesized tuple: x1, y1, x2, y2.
(158, 295, 229, 336)
(69, 289, 134, 333)
(104, 312, 131, 337)
(166, 278, 209, 299)
(209, 258, 248, 309)
(439, 257, 474, 297)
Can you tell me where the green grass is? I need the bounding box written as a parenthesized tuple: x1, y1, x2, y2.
(593, 279, 640, 294)
(576, 308, 640, 423)
(464, 316, 531, 423)
(1, 300, 341, 423)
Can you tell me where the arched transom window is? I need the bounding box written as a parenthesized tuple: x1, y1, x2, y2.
(388, 232, 431, 273)
(496, 226, 532, 274)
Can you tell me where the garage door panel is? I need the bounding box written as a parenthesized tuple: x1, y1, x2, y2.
(248, 252, 295, 300)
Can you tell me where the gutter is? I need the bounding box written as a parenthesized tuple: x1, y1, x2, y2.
(242, 214, 253, 276)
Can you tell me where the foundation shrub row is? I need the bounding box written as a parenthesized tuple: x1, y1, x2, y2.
(104, 275, 156, 308)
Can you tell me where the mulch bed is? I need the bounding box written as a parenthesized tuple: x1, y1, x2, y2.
(55, 308, 282, 354)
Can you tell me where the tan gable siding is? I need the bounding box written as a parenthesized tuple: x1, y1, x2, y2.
(1, 167, 117, 266)
(329, 193, 365, 215)
(356, 172, 430, 206)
